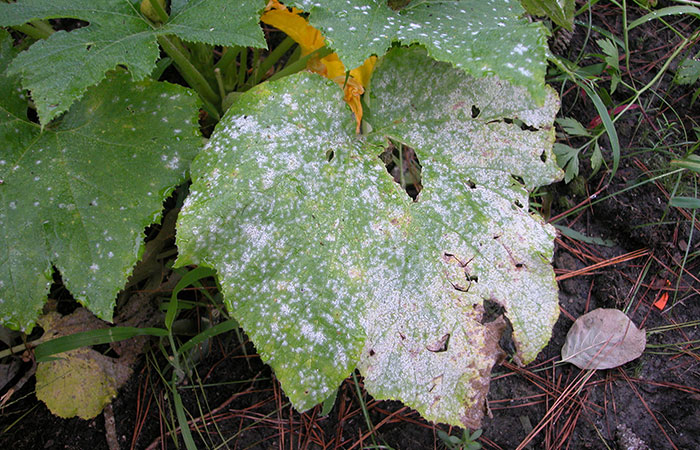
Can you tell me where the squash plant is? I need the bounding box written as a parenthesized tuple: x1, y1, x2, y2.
(0, 0, 564, 428)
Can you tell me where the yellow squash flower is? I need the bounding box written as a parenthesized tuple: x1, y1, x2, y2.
(262, 1, 376, 132)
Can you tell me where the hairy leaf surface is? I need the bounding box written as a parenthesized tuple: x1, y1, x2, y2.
(0, 0, 266, 124)
(177, 47, 562, 426)
(0, 31, 201, 330)
(294, 0, 548, 102)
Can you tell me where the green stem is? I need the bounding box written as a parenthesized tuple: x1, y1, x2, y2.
(0, 336, 50, 360)
(12, 23, 51, 40)
(255, 36, 295, 84)
(214, 46, 241, 71)
(157, 35, 220, 108)
(250, 47, 261, 87)
(29, 20, 54, 36)
(283, 45, 302, 69)
(214, 68, 226, 102)
(148, 0, 169, 23)
(238, 47, 248, 87)
(200, 99, 221, 122)
(267, 46, 333, 83)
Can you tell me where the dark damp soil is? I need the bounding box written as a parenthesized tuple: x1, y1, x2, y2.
(2, 3, 700, 450)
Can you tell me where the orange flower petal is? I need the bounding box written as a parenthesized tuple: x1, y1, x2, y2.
(261, 9, 324, 55)
(265, 0, 303, 14)
(262, 4, 378, 134)
(349, 56, 377, 88)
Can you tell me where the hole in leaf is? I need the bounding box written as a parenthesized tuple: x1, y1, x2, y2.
(426, 333, 450, 353)
(466, 179, 477, 189)
(502, 117, 538, 131)
(369, 349, 375, 356)
(481, 298, 505, 324)
(499, 320, 516, 356)
(443, 253, 478, 291)
(540, 150, 547, 163)
(480, 301, 516, 357)
(387, 0, 412, 10)
(510, 175, 525, 186)
(514, 199, 523, 208)
(471, 105, 480, 118)
(26, 105, 39, 124)
(379, 141, 422, 201)
(50, 18, 89, 32)
(326, 149, 334, 162)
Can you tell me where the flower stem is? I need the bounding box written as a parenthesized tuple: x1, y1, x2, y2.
(214, 46, 241, 72)
(157, 35, 221, 109)
(255, 36, 296, 84)
(238, 47, 248, 87)
(148, 0, 169, 23)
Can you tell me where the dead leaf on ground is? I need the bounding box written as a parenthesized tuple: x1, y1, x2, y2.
(561, 308, 646, 370)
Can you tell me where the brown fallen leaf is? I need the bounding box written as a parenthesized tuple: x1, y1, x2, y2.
(561, 308, 646, 370)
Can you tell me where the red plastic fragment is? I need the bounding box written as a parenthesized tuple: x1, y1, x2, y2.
(653, 280, 671, 310)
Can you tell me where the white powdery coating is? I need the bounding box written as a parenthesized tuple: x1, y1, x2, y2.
(177, 74, 374, 410)
(297, 0, 547, 100)
(177, 45, 562, 427)
(352, 47, 562, 426)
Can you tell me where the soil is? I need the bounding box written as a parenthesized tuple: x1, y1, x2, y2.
(2, 2, 700, 450)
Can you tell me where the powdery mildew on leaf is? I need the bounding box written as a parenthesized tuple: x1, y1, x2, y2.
(0, 31, 200, 331)
(0, 0, 266, 124)
(176, 73, 405, 410)
(177, 46, 563, 427)
(365, 47, 563, 367)
(355, 47, 562, 426)
(295, 0, 548, 102)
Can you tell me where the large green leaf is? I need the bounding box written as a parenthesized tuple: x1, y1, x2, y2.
(176, 74, 378, 410)
(293, 0, 549, 102)
(0, 31, 201, 331)
(176, 46, 562, 426)
(358, 47, 561, 426)
(0, 0, 266, 124)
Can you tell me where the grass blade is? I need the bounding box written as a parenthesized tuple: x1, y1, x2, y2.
(671, 155, 700, 174)
(166, 267, 217, 331)
(34, 327, 169, 362)
(581, 82, 621, 181)
(670, 196, 700, 209)
(172, 386, 197, 450)
(176, 319, 239, 356)
(629, 6, 700, 30)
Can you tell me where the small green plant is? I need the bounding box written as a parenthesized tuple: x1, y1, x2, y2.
(549, 1, 700, 184)
(438, 428, 483, 450)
